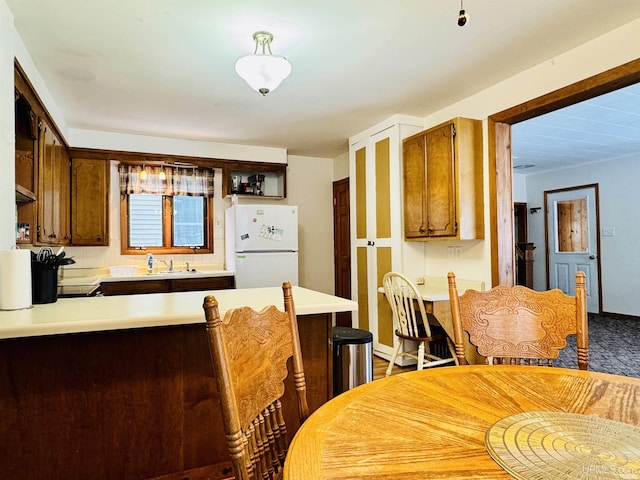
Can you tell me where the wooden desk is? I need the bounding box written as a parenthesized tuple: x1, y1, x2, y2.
(284, 365, 640, 479)
(378, 278, 485, 364)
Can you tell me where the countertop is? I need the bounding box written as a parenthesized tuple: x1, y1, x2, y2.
(58, 268, 235, 287)
(0, 286, 358, 340)
(377, 276, 485, 301)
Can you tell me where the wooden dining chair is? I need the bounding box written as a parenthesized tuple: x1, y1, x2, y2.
(202, 281, 309, 480)
(448, 271, 588, 370)
(382, 272, 458, 377)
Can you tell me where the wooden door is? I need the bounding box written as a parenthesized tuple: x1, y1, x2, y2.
(545, 185, 601, 313)
(351, 132, 395, 348)
(333, 178, 352, 327)
(353, 141, 370, 332)
(425, 122, 457, 237)
(71, 158, 109, 245)
(56, 140, 70, 244)
(372, 134, 394, 351)
(402, 133, 427, 238)
(37, 120, 57, 244)
(37, 119, 70, 245)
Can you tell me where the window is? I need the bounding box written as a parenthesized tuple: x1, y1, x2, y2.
(119, 164, 214, 254)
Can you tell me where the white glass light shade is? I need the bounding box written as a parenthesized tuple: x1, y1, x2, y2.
(235, 54, 292, 96)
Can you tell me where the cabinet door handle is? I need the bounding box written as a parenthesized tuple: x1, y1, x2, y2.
(367, 240, 375, 246)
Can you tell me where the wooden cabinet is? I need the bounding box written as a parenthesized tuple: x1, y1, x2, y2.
(169, 275, 235, 292)
(0, 311, 330, 479)
(100, 279, 170, 296)
(15, 88, 38, 244)
(99, 275, 235, 296)
(71, 158, 110, 245)
(37, 118, 71, 245)
(403, 117, 484, 241)
(349, 115, 423, 362)
(16, 64, 72, 247)
(222, 162, 286, 198)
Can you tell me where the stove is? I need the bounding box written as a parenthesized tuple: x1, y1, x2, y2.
(57, 283, 101, 298)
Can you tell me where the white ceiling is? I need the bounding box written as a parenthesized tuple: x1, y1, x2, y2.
(512, 82, 640, 175)
(7, 0, 640, 165)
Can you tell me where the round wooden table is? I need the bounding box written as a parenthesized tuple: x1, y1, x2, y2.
(284, 365, 640, 479)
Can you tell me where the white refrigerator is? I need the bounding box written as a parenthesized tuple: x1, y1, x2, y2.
(225, 204, 299, 288)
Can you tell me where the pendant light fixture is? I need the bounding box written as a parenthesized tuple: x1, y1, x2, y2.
(457, 0, 469, 26)
(235, 31, 292, 96)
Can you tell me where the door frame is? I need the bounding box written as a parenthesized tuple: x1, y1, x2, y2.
(545, 184, 602, 313)
(489, 57, 640, 287)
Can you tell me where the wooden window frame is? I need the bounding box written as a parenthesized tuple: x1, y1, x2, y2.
(120, 194, 214, 255)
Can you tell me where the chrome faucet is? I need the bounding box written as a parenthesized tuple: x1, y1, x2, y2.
(161, 259, 173, 272)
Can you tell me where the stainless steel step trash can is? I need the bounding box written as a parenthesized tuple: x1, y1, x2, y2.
(332, 326, 373, 396)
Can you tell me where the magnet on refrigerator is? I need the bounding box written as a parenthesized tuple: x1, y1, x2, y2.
(225, 204, 299, 288)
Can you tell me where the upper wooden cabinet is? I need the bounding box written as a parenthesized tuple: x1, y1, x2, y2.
(71, 158, 110, 246)
(15, 84, 38, 245)
(37, 118, 71, 245)
(403, 117, 484, 241)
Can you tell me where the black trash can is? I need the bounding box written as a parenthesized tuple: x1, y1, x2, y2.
(332, 326, 373, 396)
(32, 263, 58, 304)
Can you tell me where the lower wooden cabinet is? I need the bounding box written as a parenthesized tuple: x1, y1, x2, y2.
(99, 279, 170, 296)
(0, 313, 331, 479)
(99, 275, 235, 296)
(169, 276, 235, 292)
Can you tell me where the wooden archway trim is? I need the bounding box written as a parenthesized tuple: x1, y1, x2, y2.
(489, 57, 640, 287)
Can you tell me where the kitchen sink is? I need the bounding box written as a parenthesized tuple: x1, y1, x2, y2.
(145, 270, 199, 276)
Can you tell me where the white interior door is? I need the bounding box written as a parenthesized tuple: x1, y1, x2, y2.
(546, 186, 600, 313)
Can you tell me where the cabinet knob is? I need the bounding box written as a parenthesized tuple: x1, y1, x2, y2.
(367, 240, 375, 246)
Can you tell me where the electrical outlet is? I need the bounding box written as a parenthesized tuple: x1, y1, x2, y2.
(447, 246, 454, 259)
(416, 277, 425, 285)
(455, 246, 462, 259)
(601, 227, 615, 237)
(215, 217, 222, 228)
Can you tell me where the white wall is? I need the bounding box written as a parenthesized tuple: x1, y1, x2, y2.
(417, 18, 640, 289)
(0, 1, 15, 249)
(286, 155, 335, 294)
(333, 151, 349, 181)
(512, 173, 527, 203)
(524, 155, 640, 316)
(69, 129, 287, 164)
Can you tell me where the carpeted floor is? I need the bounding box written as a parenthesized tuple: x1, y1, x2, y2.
(555, 314, 640, 377)
(375, 314, 640, 379)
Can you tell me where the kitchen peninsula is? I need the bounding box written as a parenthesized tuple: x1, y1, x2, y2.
(0, 287, 357, 480)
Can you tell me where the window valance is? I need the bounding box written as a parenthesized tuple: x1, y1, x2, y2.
(118, 164, 215, 197)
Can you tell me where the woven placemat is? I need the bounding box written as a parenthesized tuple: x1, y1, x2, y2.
(485, 411, 640, 479)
